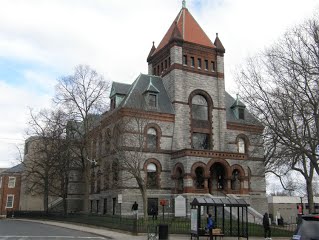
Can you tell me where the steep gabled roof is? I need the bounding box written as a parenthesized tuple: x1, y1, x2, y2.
(152, 7, 215, 55)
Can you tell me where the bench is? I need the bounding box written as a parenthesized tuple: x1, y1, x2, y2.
(191, 228, 224, 240)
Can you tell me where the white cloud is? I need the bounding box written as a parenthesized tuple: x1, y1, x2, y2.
(0, 81, 51, 167)
(0, 0, 318, 168)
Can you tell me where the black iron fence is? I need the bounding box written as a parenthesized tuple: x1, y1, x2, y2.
(9, 211, 296, 237)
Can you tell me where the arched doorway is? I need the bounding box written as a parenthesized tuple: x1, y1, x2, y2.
(209, 163, 227, 193)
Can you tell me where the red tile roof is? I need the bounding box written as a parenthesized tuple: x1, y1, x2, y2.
(153, 7, 215, 55)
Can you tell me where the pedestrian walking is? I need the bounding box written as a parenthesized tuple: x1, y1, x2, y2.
(131, 201, 138, 219)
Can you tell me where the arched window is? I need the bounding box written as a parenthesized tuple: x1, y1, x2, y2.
(190, 92, 212, 150)
(195, 167, 205, 189)
(147, 163, 158, 188)
(238, 138, 246, 153)
(147, 128, 157, 150)
(192, 95, 208, 120)
(176, 168, 184, 192)
(231, 169, 240, 190)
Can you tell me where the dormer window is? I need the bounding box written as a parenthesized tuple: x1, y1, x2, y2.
(238, 108, 245, 120)
(149, 94, 157, 107)
(231, 94, 246, 120)
(144, 79, 160, 109)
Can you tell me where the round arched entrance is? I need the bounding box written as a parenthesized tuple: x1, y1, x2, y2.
(209, 162, 227, 194)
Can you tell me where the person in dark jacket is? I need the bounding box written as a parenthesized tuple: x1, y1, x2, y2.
(263, 212, 271, 240)
(131, 201, 138, 219)
(206, 213, 214, 240)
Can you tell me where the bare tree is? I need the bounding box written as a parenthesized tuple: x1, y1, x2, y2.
(101, 92, 155, 220)
(236, 16, 319, 212)
(24, 108, 69, 213)
(54, 65, 110, 212)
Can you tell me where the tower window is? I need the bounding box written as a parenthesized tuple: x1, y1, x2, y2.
(191, 57, 195, 67)
(192, 133, 209, 149)
(183, 55, 187, 65)
(168, 57, 171, 66)
(192, 95, 208, 120)
(211, 61, 216, 71)
(161, 62, 163, 72)
(205, 60, 208, 70)
(198, 58, 202, 69)
(165, 60, 167, 69)
(157, 65, 160, 75)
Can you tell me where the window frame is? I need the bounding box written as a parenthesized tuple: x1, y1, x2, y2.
(147, 163, 158, 188)
(211, 61, 216, 72)
(238, 108, 245, 120)
(238, 137, 246, 153)
(148, 93, 157, 108)
(197, 58, 202, 69)
(8, 177, 16, 188)
(191, 57, 195, 67)
(6, 194, 14, 208)
(146, 127, 157, 150)
(183, 55, 188, 65)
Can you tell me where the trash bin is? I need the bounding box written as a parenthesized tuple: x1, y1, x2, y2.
(158, 224, 169, 240)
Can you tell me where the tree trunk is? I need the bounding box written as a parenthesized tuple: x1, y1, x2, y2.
(136, 177, 148, 221)
(44, 177, 49, 214)
(63, 174, 68, 216)
(141, 186, 148, 221)
(82, 165, 90, 213)
(306, 179, 314, 214)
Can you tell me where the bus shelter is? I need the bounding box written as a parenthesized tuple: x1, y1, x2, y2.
(190, 197, 249, 240)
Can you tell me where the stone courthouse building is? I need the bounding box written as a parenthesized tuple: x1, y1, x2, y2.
(88, 1, 267, 217)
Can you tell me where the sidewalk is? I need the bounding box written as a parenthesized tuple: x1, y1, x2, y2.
(13, 218, 291, 240)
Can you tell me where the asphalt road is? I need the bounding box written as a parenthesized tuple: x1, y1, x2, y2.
(0, 219, 110, 240)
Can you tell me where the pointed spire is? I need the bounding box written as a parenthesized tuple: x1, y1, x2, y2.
(150, 8, 214, 57)
(214, 32, 225, 53)
(182, 0, 186, 8)
(171, 21, 183, 40)
(147, 41, 156, 61)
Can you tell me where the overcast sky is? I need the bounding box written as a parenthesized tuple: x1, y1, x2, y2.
(0, 0, 318, 171)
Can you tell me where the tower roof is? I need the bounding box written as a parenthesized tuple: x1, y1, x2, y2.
(152, 7, 215, 56)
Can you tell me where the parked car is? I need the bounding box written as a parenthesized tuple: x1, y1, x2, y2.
(292, 214, 319, 240)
